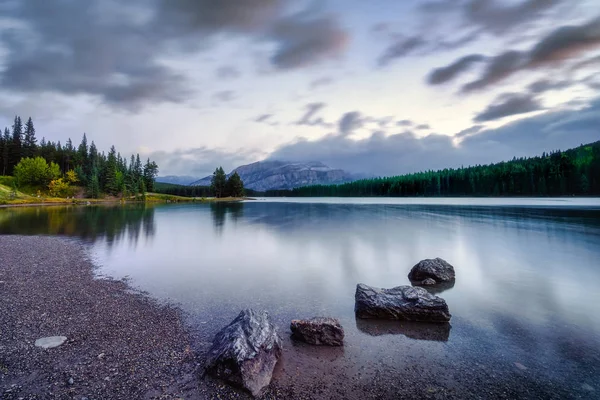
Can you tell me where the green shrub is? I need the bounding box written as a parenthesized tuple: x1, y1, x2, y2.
(13, 157, 61, 187)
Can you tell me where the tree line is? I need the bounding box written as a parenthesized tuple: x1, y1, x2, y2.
(210, 167, 245, 198)
(0, 116, 159, 197)
(264, 141, 600, 197)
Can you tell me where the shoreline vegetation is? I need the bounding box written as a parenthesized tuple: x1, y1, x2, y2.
(154, 141, 600, 199)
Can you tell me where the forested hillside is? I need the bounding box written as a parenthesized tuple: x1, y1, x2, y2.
(265, 141, 600, 197)
(0, 116, 158, 197)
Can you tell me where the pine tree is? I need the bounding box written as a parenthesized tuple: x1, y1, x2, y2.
(0, 129, 5, 176)
(104, 146, 119, 195)
(9, 116, 23, 174)
(88, 170, 101, 199)
(143, 158, 158, 192)
(23, 117, 37, 158)
(211, 167, 227, 198)
(225, 171, 244, 198)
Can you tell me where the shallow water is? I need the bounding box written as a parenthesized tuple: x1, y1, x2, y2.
(2, 198, 600, 398)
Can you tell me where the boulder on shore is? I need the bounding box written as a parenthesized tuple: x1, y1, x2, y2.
(354, 283, 451, 322)
(290, 317, 344, 346)
(408, 258, 456, 285)
(204, 309, 282, 397)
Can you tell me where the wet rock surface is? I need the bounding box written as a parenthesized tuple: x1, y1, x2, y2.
(205, 309, 282, 397)
(355, 283, 451, 322)
(290, 317, 344, 346)
(408, 258, 456, 285)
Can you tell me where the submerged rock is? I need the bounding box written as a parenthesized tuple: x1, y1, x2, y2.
(204, 309, 282, 397)
(34, 336, 67, 349)
(355, 283, 451, 322)
(408, 258, 456, 285)
(290, 317, 344, 346)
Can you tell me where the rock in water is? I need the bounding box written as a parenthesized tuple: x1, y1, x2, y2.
(34, 336, 67, 349)
(408, 258, 456, 285)
(205, 309, 282, 397)
(355, 284, 451, 322)
(290, 317, 344, 346)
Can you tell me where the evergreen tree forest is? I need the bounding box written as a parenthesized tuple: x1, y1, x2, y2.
(211, 167, 245, 198)
(0, 116, 159, 198)
(265, 141, 600, 197)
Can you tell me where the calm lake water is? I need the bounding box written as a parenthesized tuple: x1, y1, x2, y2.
(2, 198, 600, 399)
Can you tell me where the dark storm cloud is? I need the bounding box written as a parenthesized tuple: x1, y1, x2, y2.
(295, 102, 332, 128)
(570, 55, 600, 71)
(427, 54, 486, 84)
(462, 0, 563, 35)
(268, 14, 349, 70)
(527, 79, 574, 94)
(421, 0, 567, 35)
(429, 16, 600, 92)
(338, 111, 363, 136)
(0, 0, 189, 109)
(461, 51, 526, 92)
(269, 99, 600, 176)
(154, 0, 286, 35)
(0, 0, 349, 109)
(396, 120, 413, 127)
(255, 114, 273, 123)
(378, 36, 426, 66)
(474, 93, 543, 122)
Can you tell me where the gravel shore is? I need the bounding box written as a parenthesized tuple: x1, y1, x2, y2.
(0, 236, 205, 400)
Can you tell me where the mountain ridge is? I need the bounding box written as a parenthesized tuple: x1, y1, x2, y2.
(189, 160, 357, 191)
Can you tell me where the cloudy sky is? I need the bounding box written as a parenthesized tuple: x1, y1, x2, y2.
(0, 0, 599, 177)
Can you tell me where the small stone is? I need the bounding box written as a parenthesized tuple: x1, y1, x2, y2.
(290, 317, 344, 346)
(97, 353, 105, 359)
(68, 377, 74, 385)
(34, 336, 67, 349)
(421, 278, 437, 286)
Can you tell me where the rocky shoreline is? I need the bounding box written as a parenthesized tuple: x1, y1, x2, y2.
(2, 235, 595, 400)
(0, 236, 203, 399)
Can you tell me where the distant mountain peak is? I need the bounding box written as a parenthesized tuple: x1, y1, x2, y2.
(189, 160, 357, 191)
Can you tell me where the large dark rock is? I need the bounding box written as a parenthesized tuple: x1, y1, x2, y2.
(290, 317, 344, 346)
(354, 283, 451, 322)
(205, 309, 282, 397)
(408, 258, 456, 285)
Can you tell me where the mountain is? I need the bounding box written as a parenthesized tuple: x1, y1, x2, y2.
(156, 175, 200, 185)
(189, 161, 356, 191)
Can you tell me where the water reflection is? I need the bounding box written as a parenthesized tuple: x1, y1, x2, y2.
(412, 280, 456, 295)
(2, 199, 600, 398)
(0, 204, 155, 247)
(210, 202, 244, 234)
(355, 318, 451, 341)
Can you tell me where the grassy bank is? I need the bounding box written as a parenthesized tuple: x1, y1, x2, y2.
(0, 179, 247, 207)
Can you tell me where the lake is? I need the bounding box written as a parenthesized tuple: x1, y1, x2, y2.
(1, 198, 600, 399)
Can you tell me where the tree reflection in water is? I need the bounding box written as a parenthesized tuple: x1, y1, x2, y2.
(0, 204, 155, 247)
